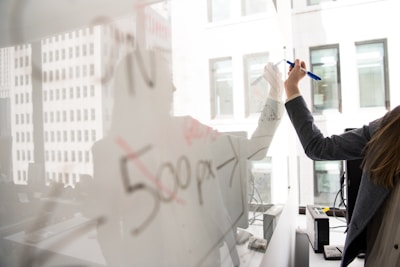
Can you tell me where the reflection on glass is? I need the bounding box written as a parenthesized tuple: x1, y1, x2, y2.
(249, 157, 272, 205)
(0, 4, 173, 266)
(210, 58, 233, 118)
(244, 52, 269, 116)
(0, 0, 288, 266)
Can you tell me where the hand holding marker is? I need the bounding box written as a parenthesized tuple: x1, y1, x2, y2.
(252, 59, 321, 86)
(284, 59, 321, 81)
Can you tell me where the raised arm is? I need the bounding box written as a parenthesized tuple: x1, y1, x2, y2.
(245, 63, 285, 160)
(284, 59, 377, 160)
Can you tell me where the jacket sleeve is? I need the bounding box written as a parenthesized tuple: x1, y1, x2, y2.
(285, 96, 380, 161)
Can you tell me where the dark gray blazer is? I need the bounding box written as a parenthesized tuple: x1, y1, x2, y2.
(285, 96, 391, 266)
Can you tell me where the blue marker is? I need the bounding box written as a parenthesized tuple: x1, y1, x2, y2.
(251, 59, 321, 86)
(285, 60, 322, 81)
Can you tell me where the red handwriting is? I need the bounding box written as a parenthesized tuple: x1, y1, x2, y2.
(183, 117, 220, 146)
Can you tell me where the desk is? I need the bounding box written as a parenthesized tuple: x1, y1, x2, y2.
(4, 214, 266, 267)
(297, 214, 364, 267)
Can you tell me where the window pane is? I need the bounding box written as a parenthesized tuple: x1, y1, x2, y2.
(242, 0, 268, 16)
(244, 52, 269, 115)
(314, 161, 343, 207)
(311, 47, 340, 112)
(307, 0, 332, 5)
(249, 157, 272, 205)
(208, 0, 233, 22)
(210, 58, 233, 117)
(356, 42, 386, 108)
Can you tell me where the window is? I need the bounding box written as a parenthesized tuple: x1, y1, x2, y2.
(242, 0, 268, 16)
(210, 57, 233, 118)
(307, 0, 332, 5)
(91, 130, 96, 142)
(76, 66, 80, 78)
(249, 157, 272, 204)
(244, 52, 269, 116)
(208, 0, 233, 22)
(356, 39, 389, 109)
(310, 45, 341, 112)
(314, 161, 343, 207)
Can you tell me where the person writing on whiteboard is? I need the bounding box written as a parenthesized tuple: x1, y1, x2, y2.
(279, 59, 400, 266)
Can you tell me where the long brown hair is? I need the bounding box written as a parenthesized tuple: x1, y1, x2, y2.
(362, 105, 400, 188)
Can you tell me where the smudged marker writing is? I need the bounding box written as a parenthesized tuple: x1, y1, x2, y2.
(116, 136, 186, 205)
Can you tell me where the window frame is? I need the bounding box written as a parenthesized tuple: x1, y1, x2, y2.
(243, 52, 270, 117)
(355, 38, 390, 110)
(310, 44, 342, 113)
(209, 57, 234, 119)
(313, 160, 343, 207)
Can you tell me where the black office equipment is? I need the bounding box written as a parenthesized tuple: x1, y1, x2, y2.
(306, 205, 329, 253)
(344, 128, 363, 225)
